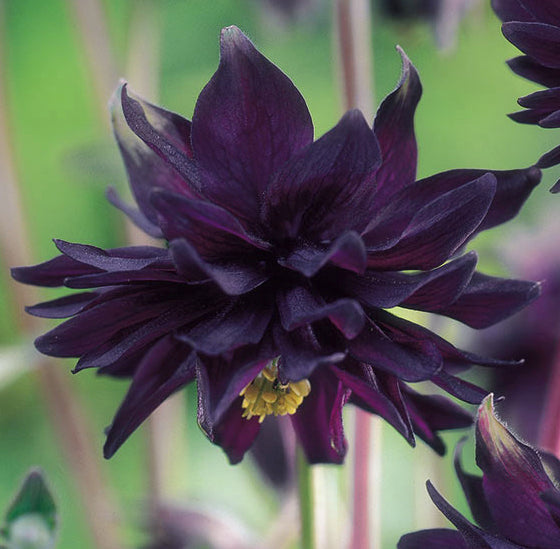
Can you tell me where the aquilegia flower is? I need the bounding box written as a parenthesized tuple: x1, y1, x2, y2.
(12, 26, 541, 464)
(492, 0, 560, 190)
(399, 394, 560, 548)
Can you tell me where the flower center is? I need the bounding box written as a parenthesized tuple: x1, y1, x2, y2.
(239, 359, 311, 423)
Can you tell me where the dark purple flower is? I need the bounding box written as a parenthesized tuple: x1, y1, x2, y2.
(492, 0, 560, 191)
(12, 26, 540, 465)
(399, 394, 560, 549)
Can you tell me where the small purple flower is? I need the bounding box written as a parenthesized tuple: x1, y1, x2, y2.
(12, 26, 540, 464)
(399, 394, 560, 549)
(492, 0, 560, 190)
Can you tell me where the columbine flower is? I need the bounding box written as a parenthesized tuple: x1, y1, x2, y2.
(399, 394, 560, 548)
(492, 0, 560, 190)
(12, 26, 540, 464)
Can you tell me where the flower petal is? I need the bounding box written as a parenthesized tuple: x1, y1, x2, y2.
(170, 239, 269, 296)
(280, 231, 367, 277)
(54, 240, 169, 272)
(348, 319, 442, 382)
(425, 481, 521, 549)
(202, 399, 262, 465)
(437, 272, 541, 329)
(176, 293, 274, 355)
(398, 529, 469, 549)
(196, 343, 274, 428)
(274, 324, 346, 382)
(263, 109, 380, 240)
(11, 255, 96, 287)
(191, 26, 313, 222)
(150, 189, 270, 257)
(476, 395, 560, 547)
(453, 437, 497, 533)
(105, 187, 163, 239)
(491, 0, 534, 22)
(276, 285, 365, 339)
(502, 22, 560, 69)
(341, 252, 476, 310)
(112, 83, 200, 224)
(103, 338, 196, 458)
(366, 174, 496, 270)
(35, 287, 185, 358)
(290, 372, 349, 464)
(373, 47, 421, 206)
(25, 292, 98, 318)
(335, 363, 414, 445)
(402, 389, 473, 455)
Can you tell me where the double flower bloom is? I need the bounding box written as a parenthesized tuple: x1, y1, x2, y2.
(13, 26, 541, 465)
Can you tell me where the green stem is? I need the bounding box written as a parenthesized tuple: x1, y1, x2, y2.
(297, 447, 314, 549)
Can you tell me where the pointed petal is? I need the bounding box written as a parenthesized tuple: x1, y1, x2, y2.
(290, 372, 349, 464)
(26, 292, 98, 318)
(263, 110, 380, 240)
(11, 254, 96, 287)
(170, 239, 268, 296)
(431, 370, 488, 404)
(112, 83, 200, 224)
(203, 399, 262, 465)
(176, 293, 274, 355)
(150, 189, 270, 257)
(426, 481, 521, 549)
(476, 395, 560, 547)
(35, 287, 184, 358)
(438, 272, 541, 329)
(502, 22, 560, 69)
(103, 338, 196, 458)
(105, 187, 163, 239)
(54, 240, 169, 271)
(74, 297, 216, 371)
(191, 26, 313, 222)
(274, 324, 346, 382)
(281, 231, 366, 277)
(196, 343, 275, 428)
(366, 174, 496, 271)
(373, 47, 422, 206)
(334, 363, 413, 445)
(342, 252, 476, 310)
(349, 320, 442, 382)
(538, 144, 560, 169)
(277, 285, 364, 339)
(403, 390, 473, 455)
(401, 252, 478, 312)
(454, 438, 497, 533)
(507, 56, 560, 87)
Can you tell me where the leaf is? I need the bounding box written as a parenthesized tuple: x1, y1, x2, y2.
(3, 470, 57, 549)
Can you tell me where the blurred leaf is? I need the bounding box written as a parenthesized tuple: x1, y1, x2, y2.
(3, 470, 57, 549)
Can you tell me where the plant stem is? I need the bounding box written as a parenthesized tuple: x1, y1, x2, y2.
(333, 1, 379, 547)
(297, 447, 315, 549)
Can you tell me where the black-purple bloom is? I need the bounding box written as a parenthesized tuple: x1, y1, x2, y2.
(12, 26, 540, 465)
(492, 0, 560, 190)
(399, 394, 560, 549)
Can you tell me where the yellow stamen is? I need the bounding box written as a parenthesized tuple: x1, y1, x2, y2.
(240, 359, 311, 423)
